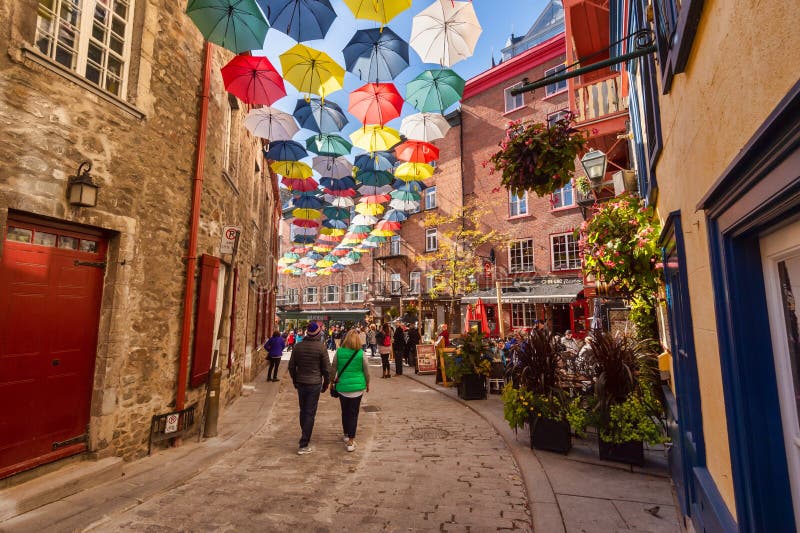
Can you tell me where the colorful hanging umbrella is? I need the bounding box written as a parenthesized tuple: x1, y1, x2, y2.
(348, 224, 373, 234)
(341, 0, 411, 26)
(348, 83, 404, 126)
(271, 160, 313, 179)
(400, 112, 452, 142)
(293, 98, 347, 133)
(393, 179, 426, 192)
(395, 140, 439, 163)
(292, 208, 322, 219)
(316, 257, 336, 267)
(359, 193, 391, 204)
(394, 161, 435, 180)
(389, 189, 420, 201)
(355, 202, 385, 216)
(281, 252, 300, 263)
(322, 219, 348, 230)
(258, 0, 337, 42)
(292, 232, 318, 244)
(312, 155, 353, 179)
(354, 169, 394, 187)
(360, 240, 380, 248)
(323, 186, 357, 197)
(338, 251, 362, 265)
(410, 0, 482, 67)
(351, 214, 378, 225)
(371, 228, 396, 237)
(350, 125, 401, 152)
(323, 206, 350, 220)
(358, 184, 394, 196)
(382, 208, 408, 222)
(376, 219, 401, 231)
(331, 248, 350, 257)
(320, 176, 357, 190)
(364, 234, 388, 244)
(281, 176, 319, 191)
(354, 151, 396, 172)
(292, 218, 321, 228)
(292, 194, 324, 209)
(306, 133, 353, 156)
(280, 44, 345, 100)
(406, 69, 465, 113)
(324, 195, 355, 207)
(222, 56, 286, 105)
(244, 107, 298, 140)
(389, 198, 420, 211)
(264, 140, 308, 161)
(343, 28, 410, 82)
(319, 228, 345, 237)
(186, 0, 269, 54)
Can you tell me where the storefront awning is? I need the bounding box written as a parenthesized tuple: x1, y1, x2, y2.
(277, 309, 368, 322)
(461, 280, 584, 305)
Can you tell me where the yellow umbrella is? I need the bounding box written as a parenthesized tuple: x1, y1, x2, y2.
(280, 44, 344, 101)
(313, 244, 334, 252)
(342, 0, 411, 26)
(349, 125, 401, 152)
(355, 202, 385, 216)
(394, 161, 434, 180)
(292, 208, 322, 219)
(316, 258, 335, 267)
(320, 227, 346, 236)
(371, 228, 396, 237)
(271, 160, 313, 179)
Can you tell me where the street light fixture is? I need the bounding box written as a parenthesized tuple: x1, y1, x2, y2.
(67, 161, 99, 207)
(580, 149, 608, 190)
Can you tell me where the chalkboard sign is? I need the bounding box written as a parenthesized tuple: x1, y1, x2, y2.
(416, 344, 437, 374)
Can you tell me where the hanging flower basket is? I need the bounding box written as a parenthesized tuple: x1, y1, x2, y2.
(485, 115, 587, 197)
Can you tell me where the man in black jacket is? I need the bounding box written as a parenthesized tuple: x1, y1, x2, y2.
(406, 323, 421, 373)
(288, 322, 330, 455)
(392, 322, 407, 376)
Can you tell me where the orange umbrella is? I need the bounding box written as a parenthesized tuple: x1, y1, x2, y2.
(394, 140, 439, 163)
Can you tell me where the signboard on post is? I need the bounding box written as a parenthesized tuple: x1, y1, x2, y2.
(416, 344, 437, 374)
(164, 413, 179, 434)
(220, 226, 241, 255)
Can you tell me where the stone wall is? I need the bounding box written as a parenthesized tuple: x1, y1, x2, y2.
(0, 0, 277, 464)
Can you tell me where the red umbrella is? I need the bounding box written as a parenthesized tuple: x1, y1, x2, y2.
(474, 298, 490, 335)
(292, 218, 321, 228)
(221, 55, 286, 105)
(360, 194, 391, 203)
(375, 219, 401, 231)
(395, 140, 439, 163)
(323, 187, 358, 197)
(281, 177, 319, 191)
(464, 304, 475, 332)
(348, 83, 404, 125)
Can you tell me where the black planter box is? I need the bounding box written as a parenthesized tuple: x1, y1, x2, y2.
(598, 438, 645, 466)
(457, 374, 487, 400)
(529, 416, 572, 454)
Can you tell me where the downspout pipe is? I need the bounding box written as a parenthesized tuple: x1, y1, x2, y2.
(177, 41, 213, 412)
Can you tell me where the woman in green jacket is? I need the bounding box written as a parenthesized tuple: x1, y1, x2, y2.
(331, 329, 370, 452)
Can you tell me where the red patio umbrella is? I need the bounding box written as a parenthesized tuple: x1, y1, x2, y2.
(348, 82, 404, 125)
(394, 140, 439, 163)
(464, 304, 475, 332)
(221, 55, 286, 105)
(474, 298, 490, 335)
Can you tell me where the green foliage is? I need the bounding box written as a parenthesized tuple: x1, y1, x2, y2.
(574, 174, 592, 195)
(502, 384, 536, 430)
(485, 117, 587, 197)
(565, 397, 590, 437)
(599, 386, 667, 444)
(444, 331, 492, 381)
(385, 307, 399, 318)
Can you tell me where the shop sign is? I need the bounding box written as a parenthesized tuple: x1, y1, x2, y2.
(416, 344, 437, 374)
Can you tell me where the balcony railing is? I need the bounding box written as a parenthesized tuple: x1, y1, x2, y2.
(573, 73, 628, 123)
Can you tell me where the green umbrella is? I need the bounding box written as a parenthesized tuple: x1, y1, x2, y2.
(306, 133, 353, 157)
(405, 68, 465, 113)
(186, 0, 270, 54)
(389, 190, 420, 201)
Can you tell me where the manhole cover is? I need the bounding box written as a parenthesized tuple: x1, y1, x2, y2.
(410, 427, 449, 440)
(362, 405, 380, 412)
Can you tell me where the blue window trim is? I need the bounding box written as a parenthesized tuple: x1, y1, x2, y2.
(701, 80, 800, 532)
(651, 0, 705, 93)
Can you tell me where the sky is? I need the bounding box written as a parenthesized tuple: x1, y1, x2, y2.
(254, 0, 551, 143)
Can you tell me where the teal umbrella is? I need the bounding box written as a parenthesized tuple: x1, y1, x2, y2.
(186, 0, 270, 54)
(390, 190, 420, 201)
(406, 69, 465, 113)
(306, 133, 353, 156)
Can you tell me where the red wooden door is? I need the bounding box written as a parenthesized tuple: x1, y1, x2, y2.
(0, 219, 106, 478)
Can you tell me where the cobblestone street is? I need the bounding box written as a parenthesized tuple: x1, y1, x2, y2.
(96, 362, 530, 532)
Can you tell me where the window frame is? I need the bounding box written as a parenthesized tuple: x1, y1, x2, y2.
(424, 186, 437, 210)
(425, 273, 436, 293)
(390, 273, 402, 295)
(547, 109, 571, 127)
(286, 288, 299, 304)
(322, 284, 339, 304)
(509, 238, 535, 274)
(390, 235, 402, 256)
(544, 64, 567, 97)
(503, 82, 525, 113)
(551, 182, 575, 210)
(550, 231, 581, 271)
(509, 191, 528, 218)
(425, 228, 438, 252)
(409, 271, 420, 294)
(303, 286, 318, 304)
(652, 0, 705, 93)
(344, 283, 364, 303)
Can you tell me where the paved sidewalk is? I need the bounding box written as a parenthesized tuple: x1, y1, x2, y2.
(403, 368, 682, 533)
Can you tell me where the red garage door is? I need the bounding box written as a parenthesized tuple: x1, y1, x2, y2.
(0, 217, 106, 479)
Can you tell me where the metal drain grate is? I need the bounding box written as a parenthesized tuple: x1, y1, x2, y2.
(362, 405, 380, 412)
(410, 427, 449, 440)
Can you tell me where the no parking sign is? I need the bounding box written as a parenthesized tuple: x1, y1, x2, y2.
(165, 414, 179, 434)
(220, 226, 241, 254)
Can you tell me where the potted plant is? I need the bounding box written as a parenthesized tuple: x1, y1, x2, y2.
(485, 115, 587, 198)
(445, 331, 491, 400)
(581, 331, 667, 465)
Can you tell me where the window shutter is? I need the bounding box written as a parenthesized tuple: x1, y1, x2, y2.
(191, 255, 221, 387)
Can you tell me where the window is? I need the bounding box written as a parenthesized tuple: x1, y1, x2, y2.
(547, 109, 570, 127)
(425, 186, 437, 210)
(425, 274, 436, 292)
(303, 287, 318, 304)
(223, 95, 239, 174)
(286, 288, 299, 304)
(323, 285, 339, 303)
(409, 272, 420, 294)
(544, 64, 567, 96)
(509, 239, 534, 273)
(426, 228, 438, 251)
(390, 273, 401, 294)
(509, 191, 528, 217)
(390, 235, 401, 256)
(652, 0, 703, 92)
(344, 283, 364, 302)
(551, 232, 581, 271)
(511, 303, 537, 328)
(35, 0, 135, 98)
(504, 83, 524, 112)
(551, 183, 574, 209)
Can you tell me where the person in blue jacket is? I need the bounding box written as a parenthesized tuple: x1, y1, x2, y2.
(264, 331, 286, 382)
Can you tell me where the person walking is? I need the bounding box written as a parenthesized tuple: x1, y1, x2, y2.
(330, 329, 370, 452)
(287, 323, 330, 455)
(406, 323, 421, 373)
(332, 326, 344, 349)
(392, 322, 407, 376)
(358, 326, 367, 353)
(376, 323, 393, 378)
(366, 324, 378, 357)
(286, 330, 296, 351)
(263, 331, 285, 382)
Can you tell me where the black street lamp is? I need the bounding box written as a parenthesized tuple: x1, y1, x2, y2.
(67, 161, 99, 207)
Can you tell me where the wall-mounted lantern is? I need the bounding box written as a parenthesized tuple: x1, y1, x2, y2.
(67, 161, 99, 207)
(580, 149, 608, 190)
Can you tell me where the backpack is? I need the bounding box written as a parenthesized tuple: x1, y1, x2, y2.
(382, 332, 392, 346)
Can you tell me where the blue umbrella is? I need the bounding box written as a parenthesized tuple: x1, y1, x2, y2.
(293, 194, 324, 209)
(343, 28, 410, 83)
(323, 206, 350, 219)
(383, 209, 408, 222)
(322, 219, 348, 229)
(354, 151, 395, 172)
(264, 140, 308, 161)
(320, 176, 357, 190)
(186, 0, 269, 54)
(257, 0, 336, 42)
(393, 180, 426, 193)
(355, 169, 394, 187)
(331, 263, 345, 271)
(292, 234, 317, 244)
(293, 98, 347, 133)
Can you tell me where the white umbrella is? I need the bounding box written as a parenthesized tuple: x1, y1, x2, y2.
(351, 214, 378, 225)
(410, 0, 482, 68)
(312, 155, 353, 179)
(389, 198, 420, 211)
(358, 184, 394, 196)
(243, 107, 299, 141)
(324, 195, 355, 207)
(400, 112, 452, 142)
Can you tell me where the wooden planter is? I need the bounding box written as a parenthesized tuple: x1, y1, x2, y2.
(529, 415, 572, 454)
(457, 374, 487, 400)
(598, 438, 645, 466)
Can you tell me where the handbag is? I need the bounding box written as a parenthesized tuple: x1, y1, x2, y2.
(330, 349, 360, 398)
